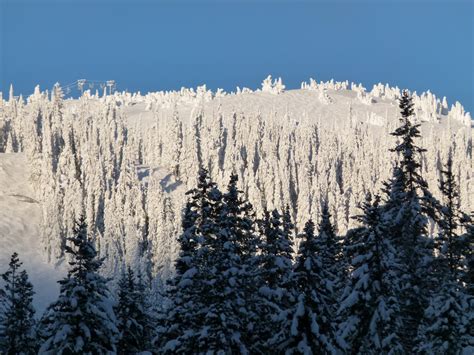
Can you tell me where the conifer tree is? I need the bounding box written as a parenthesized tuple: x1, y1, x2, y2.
(258, 209, 294, 293)
(337, 194, 403, 354)
(463, 217, 474, 296)
(115, 266, 153, 354)
(158, 169, 224, 353)
(415, 155, 474, 354)
(220, 173, 260, 347)
(39, 216, 119, 354)
(190, 173, 255, 354)
(155, 200, 200, 353)
(255, 208, 295, 351)
(0, 253, 36, 354)
(382, 90, 436, 351)
(271, 219, 337, 353)
(314, 202, 343, 318)
(435, 152, 471, 280)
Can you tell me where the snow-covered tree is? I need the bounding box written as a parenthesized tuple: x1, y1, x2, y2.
(39, 216, 119, 354)
(314, 202, 343, 318)
(254, 208, 295, 351)
(0, 253, 36, 354)
(382, 90, 437, 351)
(157, 169, 223, 353)
(115, 266, 153, 354)
(415, 279, 473, 354)
(337, 194, 403, 354)
(415, 154, 474, 354)
(435, 152, 471, 281)
(270, 219, 338, 353)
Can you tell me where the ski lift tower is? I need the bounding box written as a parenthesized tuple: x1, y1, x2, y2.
(106, 80, 116, 95)
(77, 79, 86, 95)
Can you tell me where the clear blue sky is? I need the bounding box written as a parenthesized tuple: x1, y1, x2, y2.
(1, 0, 473, 112)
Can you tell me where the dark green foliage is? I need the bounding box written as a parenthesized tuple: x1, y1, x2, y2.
(338, 195, 403, 354)
(38, 216, 119, 354)
(271, 219, 337, 353)
(0, 253, 36, 354)
(116, 267, 153, 354)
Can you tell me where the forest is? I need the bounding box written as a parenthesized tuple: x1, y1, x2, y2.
(0, 81, 472, 354)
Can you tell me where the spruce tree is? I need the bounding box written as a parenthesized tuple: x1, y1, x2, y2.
(158, 169, 224, 353)
(0, 253, 36, 354)
(156, 200, 201, 353)
(337, 194, 403, 354)
(115, 266, 153, 354)
(435, 152, 471, 281)
(314, 202, 343, 319)
(258, 209, 294, 293)
(190, 173, 255, 354)
(415, 155, 474, 353)
(270, 219, 337, 353)
(382, 90, 436, 351)
(463, 217, 474, 296)
(38, 216, 119, 354)
(256, 208, 295, 351)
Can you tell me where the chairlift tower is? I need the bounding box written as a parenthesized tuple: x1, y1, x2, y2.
(106, 80, 116, 95)
(77, 79, 86, 94)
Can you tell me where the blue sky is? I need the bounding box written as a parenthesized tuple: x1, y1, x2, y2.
(1, 0, 472, 112)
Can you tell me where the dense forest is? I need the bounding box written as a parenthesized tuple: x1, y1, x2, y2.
(0, 88, 472, 353)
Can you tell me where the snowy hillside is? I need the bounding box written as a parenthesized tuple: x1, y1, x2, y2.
(0, 153, 64, 313)
(0, 77, 472, 286)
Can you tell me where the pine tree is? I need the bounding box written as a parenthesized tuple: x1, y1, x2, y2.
(38, 216, 119, 354)
(0, 253, 36, 354)
(115, 266, 153, 354)
(271, 219, 337, 353)
(337, 194, 403, 354)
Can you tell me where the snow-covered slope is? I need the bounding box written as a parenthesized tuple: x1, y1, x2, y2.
(0, 153, 64, 313)
(0, 78, 472, 287)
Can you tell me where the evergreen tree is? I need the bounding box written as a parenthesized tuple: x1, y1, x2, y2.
(337, 194, 403, 354)
(189, 173, 256, 354)
(435, 152, 471, 281)
(157, 169, 224, 353)
(314, 202, 343, 319)
(255, 208, 295, 351)
(115, 266, 153, 354)
(271, 219, 337, 354)
(38, 216, 119, 354)
(0, 253, 36, 354)
(415, 155, 474, 354)
(462, 217, 474, 296)
(382, 90, 436, 351)
(415, 280, 473, 354)
(258, 209, 294, 293)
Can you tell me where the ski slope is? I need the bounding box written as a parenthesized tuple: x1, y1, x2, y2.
(0, 153, 65, 313)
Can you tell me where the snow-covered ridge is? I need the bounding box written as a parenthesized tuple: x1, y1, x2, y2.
(0, 76, 472, 285)
(9, 76, 469, 126)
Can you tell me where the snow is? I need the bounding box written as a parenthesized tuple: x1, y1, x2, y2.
(0, 78, 472, 300)
(0, 153, 65, 313)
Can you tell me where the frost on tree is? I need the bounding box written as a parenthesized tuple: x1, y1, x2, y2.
(0, 78, 471, 299)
